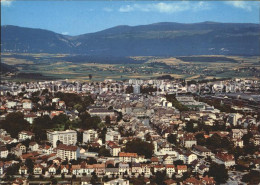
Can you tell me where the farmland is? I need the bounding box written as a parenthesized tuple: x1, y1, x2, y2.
(1, 53, 260, 81)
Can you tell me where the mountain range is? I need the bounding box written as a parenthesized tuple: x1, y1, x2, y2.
(1, 22, 260, 56)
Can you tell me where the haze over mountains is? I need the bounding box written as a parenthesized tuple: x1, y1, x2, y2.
(1, 22, 260, 56)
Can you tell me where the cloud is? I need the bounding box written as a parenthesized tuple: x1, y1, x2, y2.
(103, 7, 113, 12)
(119, 2, 210, 13)
(1, 0, 13, 7)
(225, 1, 258, 11)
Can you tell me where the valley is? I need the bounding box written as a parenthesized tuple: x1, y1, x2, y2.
(1, 53, 259, 81)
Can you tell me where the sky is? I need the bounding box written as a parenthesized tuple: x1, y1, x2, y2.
(1, 0, 259, 36)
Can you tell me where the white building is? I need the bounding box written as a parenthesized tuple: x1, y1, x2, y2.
(106, 130, 121, 142)
(6, 101, 17, 109)
(83, 130, 98, 143)
(133, 84, 141, 94)
(18, 131, 35, 141)
(22, 100, 33, 109)
(47, 130, 77, 148)
(0, 147, 8, 158)
(56, 144, 80, 161)
(104, 178, 129, 185)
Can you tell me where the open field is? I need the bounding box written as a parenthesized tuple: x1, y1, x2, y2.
(1, 53, 259, 81)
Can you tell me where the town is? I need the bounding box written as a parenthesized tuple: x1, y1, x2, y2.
(0, 78, 259, 185)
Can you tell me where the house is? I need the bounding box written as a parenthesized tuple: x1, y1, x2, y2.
(61, 165, 69, 174)
(192, 145, 212, 157)
(151, 157, 159, 165)
(48, 164, 58, 175)
(183, 177, 203, 185)
(119, 152, 138, 163)
(184, 152, 197, 164)
(131, 163, 142, 177)
(12, 178, 29, 185)
(141, 164, 151, 177)
(215, 153, 235, 167)
(105, 168, 119, 177)
(0, 162, 4, 175)
(93, 163, 105, 176)
(0, 147, 8, 158)
(19, 166, 28, 175)
(165, 164, 175, 178)
(164, 179, 177, 185)
(71, 165, 81, 175)
(201, 175, 216, 185)
(106, 141, 121, 156)
(29, 142, 39, 151)
(177, 165, 187, 174)
(232, 138, 244, 148)
(154, 165, 165, 173)
(22, 99, 33, 109)
(119, 163, 130, 176)
(181, 134, 197, 148)
(197, 164, 209, 174)
(24, 114, 37, 124)
(41, 144, 53, 154)
(33, 164, 43, 175)
(231, 129, 248, 139)
(104, 178, 129, 185)
(163, 155, 174, 165)
(16, 143, 26, 153)
(18, 131, 35, 141)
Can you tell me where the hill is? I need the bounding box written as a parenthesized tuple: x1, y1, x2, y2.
(1, 22, 259, 56)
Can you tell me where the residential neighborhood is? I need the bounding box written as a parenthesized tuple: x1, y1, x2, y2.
(0, 78, 259, 184)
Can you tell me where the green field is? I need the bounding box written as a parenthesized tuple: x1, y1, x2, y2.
(1, 53, 260, 81)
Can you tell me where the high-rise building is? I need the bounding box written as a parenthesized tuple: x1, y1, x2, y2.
(47, 130, 77, 148)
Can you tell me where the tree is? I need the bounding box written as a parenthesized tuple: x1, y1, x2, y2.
(90, 172, 98, 184)
(242, 170, 260, 184)
(242, 132, 253, 145)
(52, 114, 69, 125)
(125, 86, 133, 94)
(167, 134, 177, 145)
(25, 158, 34, 174)
(6, 163, 20, 176)
(0, 112, 30, 137)
(105, 116, 111, 125)
(206, 134, 222, 150)
(50, 176, 58, 184)
(155, 171, 166, 185)
(208, 163, 228, 183)
(195, 133, 206, 146)
(98, 146, 111, 157)
(125, 138, 154, 158)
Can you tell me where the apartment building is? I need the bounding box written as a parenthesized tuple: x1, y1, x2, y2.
(47, 130, 77, 148)
(105, 130, 121, 142)
(83, 129, 98, 143)
(56, 144, 80, 161)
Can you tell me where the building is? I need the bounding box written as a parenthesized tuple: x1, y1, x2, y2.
(105, 130, 121, 142)
(56, 144, 80, 161)
(215, 153, 235, 167)
(47, 130, 77, 148)
(18, 131, 35, 141)
(104, 178, 129, 185)
(83, 130, 98, 143)
(133, 84, 141, 94)
(192, 145, 212, 157)
(22, 99, 33, 109)
(119, 152, 138, 163)
(0, 147, 8, 158)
